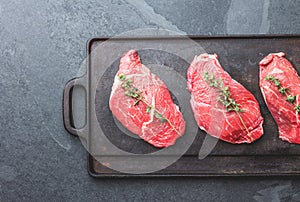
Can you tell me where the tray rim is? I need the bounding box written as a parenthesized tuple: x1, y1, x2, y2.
(86, 34, 300, 57)
(87, 154, 300, 178)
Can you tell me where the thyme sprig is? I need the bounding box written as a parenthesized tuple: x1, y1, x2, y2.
(118, 73, 180, 135)
(203, 72, 245, 113)
(203, 72, 251, 139)
(265, 75, 300, 113)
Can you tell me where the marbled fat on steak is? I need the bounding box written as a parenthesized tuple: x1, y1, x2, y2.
(109, 50, 185, 147)
(187, 53, 264, 144)
(259, 52, 300, 144)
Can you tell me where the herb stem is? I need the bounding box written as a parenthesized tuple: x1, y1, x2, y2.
(236, 111, 253, 141)
(265, 75, 299, 113)
(203, 72, 251, 139)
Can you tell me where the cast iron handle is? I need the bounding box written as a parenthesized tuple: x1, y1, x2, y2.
(63, 77, 87, 137)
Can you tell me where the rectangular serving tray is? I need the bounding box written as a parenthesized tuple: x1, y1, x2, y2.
(64, 35, 300, 177)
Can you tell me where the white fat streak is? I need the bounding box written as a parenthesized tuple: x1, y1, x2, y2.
(263, 85, 298, 125)
(126, 72, 149, 79)
(151, 73, 160, 86)
(120, 102, 131, 126)
(110, 74, 122, 101)
(269, 68, 284, 75)
(191, 96, 225, 132)
(224, 113, 235, 131)
(141, 96, 155, 136)
(270, 52, 285, 57)
(279, 135, 291, 143)
(194, 99, 227, 113)
(247, 99, 258, 106)
(260, 86, 267, 101)
(193, 53, 218, 62)
(296, 96, 299, 125)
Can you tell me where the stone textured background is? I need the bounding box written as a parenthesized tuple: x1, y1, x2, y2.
(1, 0, 300, 201)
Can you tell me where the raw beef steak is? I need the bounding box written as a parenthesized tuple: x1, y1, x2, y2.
(187, 53, 263, 144)
(109, 50, 185, 148)
(259, 52, 300, 144)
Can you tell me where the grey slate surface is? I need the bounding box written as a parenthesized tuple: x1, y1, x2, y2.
(1, 0, 300, 201)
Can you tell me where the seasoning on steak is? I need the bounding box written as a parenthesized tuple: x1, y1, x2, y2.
(187, 53, 264, 144)
(109, 50, 186, 148)
(259, 52, 300, 144)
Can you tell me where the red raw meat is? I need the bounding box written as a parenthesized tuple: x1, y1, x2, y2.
(187, 53, 263, 144)
(109, 50, 185, 147)
(259, 52, 300, 144)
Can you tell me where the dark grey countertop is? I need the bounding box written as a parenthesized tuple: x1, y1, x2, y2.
(1, 0, 300, 201)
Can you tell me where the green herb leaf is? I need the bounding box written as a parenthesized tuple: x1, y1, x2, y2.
(286, 95, 296, 103)
(155, 113, 163, 119)
(154, 113, 167, 123)
(119, 74, 126, 81)
(279, 87, 289, 94)
(160, 117, 167, 123)
(203, 72, 209, 81)
(133, 100, 140, 106)
(239, 109, 245, 113)
(295, 105, 300, 113)
(274, 80, 281, 87)
(146, 106, 152, 114)
(125, 91, 130, 97)
(265, 75, 272, 81)
(122, 83, 128, 89)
